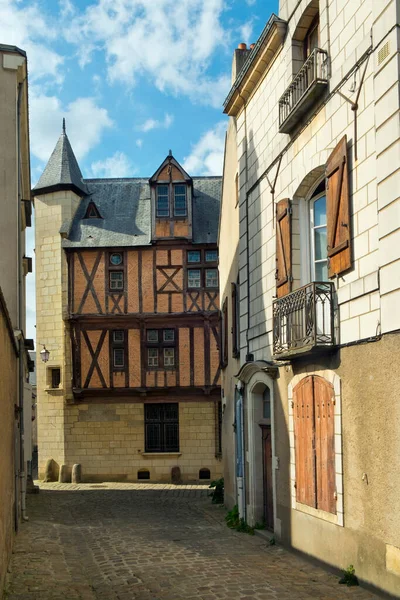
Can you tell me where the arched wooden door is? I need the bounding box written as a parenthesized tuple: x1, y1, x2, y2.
(261, 425, 273, 530)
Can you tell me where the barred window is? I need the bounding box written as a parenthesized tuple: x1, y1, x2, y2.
(188, 250, 201, 263)
(163, 329, 174, 342)
(147, 330, 159, 342)
(113, 348, 124, 368)
(145, 403, 179, 452)
(205, 250, 218, 262)
(146, 328, 176, 369)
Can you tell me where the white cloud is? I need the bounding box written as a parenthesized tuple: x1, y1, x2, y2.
(66, 0, 231, 107)
(245, 0, 257, 5)
(183, 121, 226, 176)
(136, 139, 143, 148)
(90, 151, 134, 178)
(138, 113, 174, 133)
(239, 21, 254, 46)
(29, 88, 113, 163)
(0, 0, 64, 83)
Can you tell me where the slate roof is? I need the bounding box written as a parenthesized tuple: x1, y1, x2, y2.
(62, 176, 221, 248)
(33, 126, 87, 195)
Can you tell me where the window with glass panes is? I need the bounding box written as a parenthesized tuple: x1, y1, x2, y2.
(112, 330, 126, 370)
(310, 187, 328, 281)
(109, 271, 124, 290)
(156, 185, 169, 217)
(186, 248, 218, 289)
(145, 403, 179, 452)
(174, 185, 187, 216)
(146, 329, 176, 369)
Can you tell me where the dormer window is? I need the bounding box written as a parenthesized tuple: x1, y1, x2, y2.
(174, 185, 187, 217)
(157, 185, 169, 217)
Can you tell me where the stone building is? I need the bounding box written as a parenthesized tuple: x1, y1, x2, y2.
(34, 128, 222, 483)
(219, 0, 400, 595)
(0, 44, 33, 593)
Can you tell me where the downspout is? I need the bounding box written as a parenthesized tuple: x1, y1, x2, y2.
(17, 80, 27, 522)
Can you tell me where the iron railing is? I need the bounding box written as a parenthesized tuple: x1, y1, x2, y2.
(279, 48, 328, 132)
(273, 282, 335, 358)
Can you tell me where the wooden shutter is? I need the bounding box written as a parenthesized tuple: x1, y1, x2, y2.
(275, 198, 292, 298)
(293, 376, 316, 508)
(314, 376, 336, 514)
(326, 135, 351, 277)
(221, 298, 228, 367)
(231, 282, 239, 358)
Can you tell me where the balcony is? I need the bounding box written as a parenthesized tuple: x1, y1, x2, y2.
(273, 282, 336, 360)
(279, 48, 328, 134)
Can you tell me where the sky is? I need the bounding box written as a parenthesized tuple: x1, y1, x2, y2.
(0, 0, 278, 341)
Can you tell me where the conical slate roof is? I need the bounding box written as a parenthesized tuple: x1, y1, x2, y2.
(33, 120, 87, 196)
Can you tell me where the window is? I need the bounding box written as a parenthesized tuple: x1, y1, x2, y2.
(84, 202, 102, 219)
(163, 329, 174, 342)
(50, 368, 61, 389)
(110, 253, 123, 266)
(174, 185, 187, 216)
(113, 348, 124, 368)
(188, 269, 201, 288)
(304, 14, 319, 59)
(293, 375, 336, 514)
(310, 185, 328, 281)
(164, 348, 175, 366)
(109, 271, 124, 290)
(147, 330, 158, 342)
(111, 329, 126, 371)
(205, 250, 218, 262)
(148, 348, 159, 367)
(145, 403, 179, 452)
(157, 185, 169, 217)
(263, 387, 271, 420)
(146, 328, 176, 369)
(199, 468, 210, 480)
(113, 330, 124, 342)
(137, 469, 150, 480)
(205, 269, 218, 288)
(187, 250, 201, 263)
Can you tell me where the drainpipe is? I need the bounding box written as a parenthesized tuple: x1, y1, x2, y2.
(17, 80, 27, 522)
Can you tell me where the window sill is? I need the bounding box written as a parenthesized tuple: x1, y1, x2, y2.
(293, 501, 343, 527)
(141, 452, 181, 457)
(45, 387, 64, 393)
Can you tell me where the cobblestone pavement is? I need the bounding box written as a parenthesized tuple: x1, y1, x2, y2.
(5, 482, 380, 600)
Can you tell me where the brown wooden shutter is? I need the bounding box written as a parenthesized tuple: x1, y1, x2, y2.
(326, 135, 351, 277)
(293, 376, 316, 508)
(275, 198, 292, 298)
(221, 298, 228, 367)
(231, 282, 239, 358)
(314, 376, 336, 514)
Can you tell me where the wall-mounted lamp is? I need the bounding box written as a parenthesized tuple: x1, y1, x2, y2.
(40, 345, 50, 363)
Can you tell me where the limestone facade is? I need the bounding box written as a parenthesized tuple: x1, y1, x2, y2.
(220, 0, 400, 595)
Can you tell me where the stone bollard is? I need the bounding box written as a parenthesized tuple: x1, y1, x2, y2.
(58, 464, 69, 483)
(43, 458, 58, 482)
(171, 466, 182, 485)
(72, 464, 82, 484)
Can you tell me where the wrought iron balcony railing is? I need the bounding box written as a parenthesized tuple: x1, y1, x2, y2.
(273, 282, 335, 359)
(279, 48, 328, 133)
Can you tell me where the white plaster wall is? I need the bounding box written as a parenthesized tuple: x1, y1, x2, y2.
(236, 0, 400, 360)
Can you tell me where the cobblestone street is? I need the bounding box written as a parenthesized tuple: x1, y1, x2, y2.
(5, 483, 379, 600)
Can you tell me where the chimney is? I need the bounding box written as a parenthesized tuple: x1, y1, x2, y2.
(231, 43, 251, 84)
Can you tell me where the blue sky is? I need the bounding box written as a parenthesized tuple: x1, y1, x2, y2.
(0, 0, 278, 340)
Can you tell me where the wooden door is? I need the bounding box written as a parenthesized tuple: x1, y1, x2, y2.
(261, 425, 274, 530)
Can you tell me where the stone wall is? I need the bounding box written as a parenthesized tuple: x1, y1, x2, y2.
(37, 400, 222, 483)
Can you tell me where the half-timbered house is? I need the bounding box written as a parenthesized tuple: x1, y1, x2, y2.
(34, 126, 222, 483)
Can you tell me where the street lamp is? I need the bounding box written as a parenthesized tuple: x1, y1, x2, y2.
(40, 345, 50, 363)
